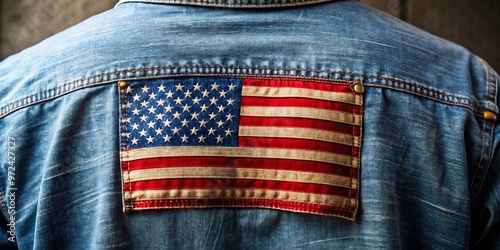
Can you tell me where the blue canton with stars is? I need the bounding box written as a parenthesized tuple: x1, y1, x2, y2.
(121, 78, 243, 149)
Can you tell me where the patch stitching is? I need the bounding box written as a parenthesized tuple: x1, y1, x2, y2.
(119, 76, 363, 220)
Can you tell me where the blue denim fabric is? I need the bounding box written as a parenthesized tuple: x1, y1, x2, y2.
(0, 0, 499, 249)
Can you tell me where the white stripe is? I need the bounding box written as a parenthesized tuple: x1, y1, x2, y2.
(122, 146, 358, 168)
(124, 167, 353, 188)
(242, 86, 359, 105)
(240, 106, 362, 126)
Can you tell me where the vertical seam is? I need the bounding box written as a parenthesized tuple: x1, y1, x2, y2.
(471, 119, 487, 187)
(349, 82, 362, 218)
(470, 59, 498, 195)
(476, 60, 498, 195)
(119, 82, 133, 211)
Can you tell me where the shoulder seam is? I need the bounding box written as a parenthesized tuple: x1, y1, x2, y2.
(0, 65, 487, 119)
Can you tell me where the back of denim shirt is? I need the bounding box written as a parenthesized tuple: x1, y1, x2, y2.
(0, 1, 499, 249)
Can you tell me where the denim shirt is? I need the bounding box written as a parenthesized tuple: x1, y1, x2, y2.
(0, 0, 499, 249)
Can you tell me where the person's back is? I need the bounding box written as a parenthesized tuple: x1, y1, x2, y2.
(0, 0, 499, 249)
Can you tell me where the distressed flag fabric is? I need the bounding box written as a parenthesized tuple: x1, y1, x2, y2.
(119, 77, 364, 220)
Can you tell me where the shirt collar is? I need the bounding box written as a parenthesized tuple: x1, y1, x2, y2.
(116, 0, 344, 8)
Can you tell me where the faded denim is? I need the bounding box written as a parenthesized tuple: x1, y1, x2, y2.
(0, 0, 499, 249)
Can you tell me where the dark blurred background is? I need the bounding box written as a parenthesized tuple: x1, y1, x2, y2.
(1, 0, 499, 71)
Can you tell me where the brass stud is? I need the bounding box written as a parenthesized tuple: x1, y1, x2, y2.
(484, 111, 497, 123)
(118, 81, 127, 89)
(353, 82, 364, 93)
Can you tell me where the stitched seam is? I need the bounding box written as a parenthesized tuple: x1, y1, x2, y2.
(0, 66, 484, 119)
(470, 60, 498, 195)
(119, 84, 133, 211)
(132, 198, 355, 220)
(117, 0, 331, 8)
(353, 86, 362, 218)
(471, 119, 488, 190)
(348, 83, 361, 215)
(348, 87, 355, 213)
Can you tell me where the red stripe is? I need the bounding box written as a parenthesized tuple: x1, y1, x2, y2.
(241, 96, 357, 113)
(238, 137, 353, 155)
(132, 198, 353, 216)
(239, 116, 355, 135)
(243, 79, 353, 93)
(125, 178, 351, 196)
(352, 146, 360, 158)
(350, 168, 359, 179)
(353, 126, 361, 137)
(125, 157, 354, 177)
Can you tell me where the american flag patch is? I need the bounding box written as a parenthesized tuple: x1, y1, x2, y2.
(119, 77, 363, 220)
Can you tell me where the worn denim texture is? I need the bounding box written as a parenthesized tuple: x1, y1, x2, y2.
(0, 0, 499, 249)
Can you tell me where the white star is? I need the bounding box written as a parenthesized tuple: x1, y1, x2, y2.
(155, 128, 163, 135)
(131, 123, 139, 130)
(211, 82, 220, 91)
(131, 137, 139, 145)
(174, 97, 183, 105)
(123, 117, 131, 123)
(200, 104, 209, 112)
(165, 105, 174, 113)
(141, 85, 150, 93)
(191, 112, 199, 120)
(217, 105, 225, 113)
(146, 135, 154, 144)
(199, 119, 208, 128)
(125, 101, 132, 108)
(158, 84, 166, 92)
(140, 115, 148, 122)
(190, 127, 198, 135)
(193, 83, 202, 91)
(156, 113, 165, 120)
(148, 106, 157, 114)
(175, 83, 184, 91)
(225, 128, 233, 136)
(202, 89, 210, 97)
(208, 128, 216, 135)
(226, 98, 235, 106)
(140, 100, 149, 107)
(184, 90, 192, 98)
(181, 119, 190, 127)
(209, 97, 218, 105)
(198, 135, 206, 143)
(172, 127, 181, 135)
(157, 99, 165, 106)
(132, 94, 141, 102)
(219, 90, 227, 97)
(217, 120, 225, 128)
(163, 134, 172, 142)
(216, 135, 224, 143)
(209, 112, 217, 120)
(139, 129, 147, 137)
(132, 108, 140, 115)
(173, 112, 181, 119)
(147, 121, 156, 128)
(123, 132, 131, 138)
(181, 134, 189, 143)
(149, 92, 157, 100)
(192, 97, 201, 104)
(166, 90, 174, 98)
(228, 83, 236, 91)
(163, 119, 172, 127)
(226, 114, 234, 121)
(126, 86, 133, 94)
(183, 104, 191, 112)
